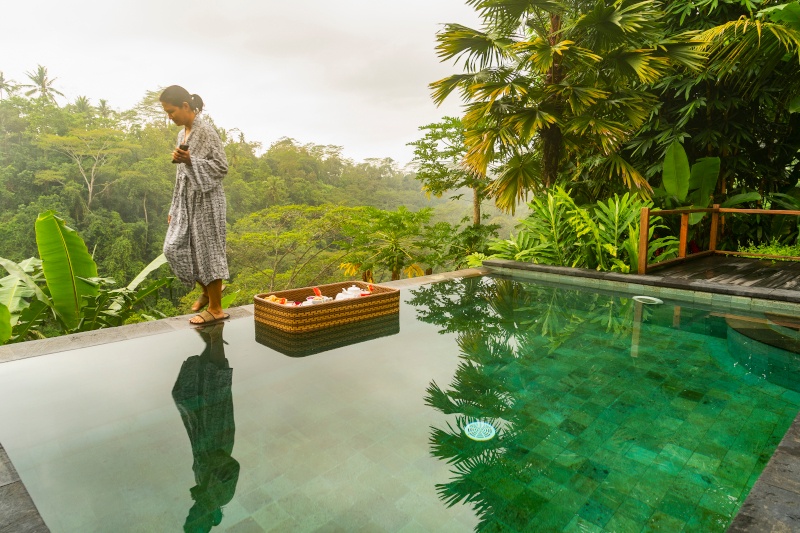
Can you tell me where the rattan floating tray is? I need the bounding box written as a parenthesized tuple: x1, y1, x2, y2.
(253, 281, 400, 333)
(255, 312, 400, 357)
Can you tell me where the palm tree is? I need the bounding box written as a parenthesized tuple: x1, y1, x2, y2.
(700, 3, 800, 98)
(73, 96, 93, 115)
(20, 65, 65, 103)
(431, 0, 705, 211)
(0, 71, 14, 100)
(97, 99, 112, 119)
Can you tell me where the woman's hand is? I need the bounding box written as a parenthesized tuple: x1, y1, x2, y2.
(172, 147, 191, 165)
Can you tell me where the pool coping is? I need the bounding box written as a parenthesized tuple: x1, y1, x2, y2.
(1, 263, 798, 532)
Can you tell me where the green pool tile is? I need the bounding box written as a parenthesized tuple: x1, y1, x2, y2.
(612, 497, 654, 527)
(559, 419, 588, 437)
(545, 428, 576, 448)
(570, 473, 601, 497)
(698, 487, 741, 518)
(532, 439, 565, 461)
(599, 470, 638, 495)
(625, 444, 659, 466)
(630, 484, 667, 508)
(716, 450, 758, 486)
(780, 388, 800, 405)
(532, 498, 584, 531)
(684, 452, 721, 477)
(567, 436, 602, 456)
(652, 444, 692, 474)
(682, 505, 730, 533)
(658, 493, 698, 522)
(529, 476, 563, 500)
(603, 513, 644, 533)
(577, 497, 615, 528)
(544, 462, 581, 486)
(563, 515, 604, 532)
(643, 510, 687, 532)
(590, 486, 625, 514)
(670, 474, 711, 504)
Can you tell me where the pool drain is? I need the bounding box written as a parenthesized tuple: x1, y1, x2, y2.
(633, 295, 663, 305)
(464, 421, 496, 441)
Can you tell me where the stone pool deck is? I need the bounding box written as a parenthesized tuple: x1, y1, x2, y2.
(2, 261, 799, 532)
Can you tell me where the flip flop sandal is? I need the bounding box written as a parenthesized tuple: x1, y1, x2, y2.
(190, 310, 231, 326)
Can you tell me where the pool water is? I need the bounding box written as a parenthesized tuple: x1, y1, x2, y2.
(0, 275, 798, 532)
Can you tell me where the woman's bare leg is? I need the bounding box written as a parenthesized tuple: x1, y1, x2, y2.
(190, 279, 225, 324)
(191, 282, 209, 312)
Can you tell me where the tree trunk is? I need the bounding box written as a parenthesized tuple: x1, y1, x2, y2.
(541, 124, 562, 188)
(472, 186, 481, 226)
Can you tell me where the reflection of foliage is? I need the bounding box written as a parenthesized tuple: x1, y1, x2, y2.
(411, 277, 645, 531)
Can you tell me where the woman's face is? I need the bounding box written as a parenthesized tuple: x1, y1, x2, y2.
(161, 101, 193, 127)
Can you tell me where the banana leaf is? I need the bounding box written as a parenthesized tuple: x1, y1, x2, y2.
(127, 254, 168, 291)
(663, 141, 690, 201)
(35, 211, 99, 330)
(0, 302, 10, 344)
(0, 257, 50, 306)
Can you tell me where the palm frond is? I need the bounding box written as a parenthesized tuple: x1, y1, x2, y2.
(489, 152, 542, 213)
(435, 23, 513, 71)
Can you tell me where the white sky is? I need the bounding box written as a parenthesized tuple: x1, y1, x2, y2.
(1, 0, 480, 165)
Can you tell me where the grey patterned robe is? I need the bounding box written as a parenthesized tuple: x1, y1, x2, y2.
(163, 117, 230, 286)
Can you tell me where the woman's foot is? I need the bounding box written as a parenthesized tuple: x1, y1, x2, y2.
(190, 309, 230, 326)
(191, 293, 210, 312)
(191, 285, 226, 311)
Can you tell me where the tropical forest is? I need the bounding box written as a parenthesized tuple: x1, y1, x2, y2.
(2, 0, 800, 344)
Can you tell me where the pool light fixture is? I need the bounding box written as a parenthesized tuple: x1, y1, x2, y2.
(464, 420, 496, 441)
(633, 295, 663, 305)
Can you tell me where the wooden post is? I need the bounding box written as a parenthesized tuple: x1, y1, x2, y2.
(709, 204, 720, 252)
(638, 207, 650, 274)
(679, 213, 689, 258)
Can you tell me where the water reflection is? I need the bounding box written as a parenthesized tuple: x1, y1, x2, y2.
(172, 323, 239, 533)
(411, 277, 800, 531)
(408, 278, 650, 531)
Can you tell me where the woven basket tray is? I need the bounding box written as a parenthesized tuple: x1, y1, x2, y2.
(254, 281, 400, 333)
(255, 312, 400, 357)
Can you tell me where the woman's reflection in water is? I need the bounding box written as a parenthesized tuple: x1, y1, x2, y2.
(172, 322, 239, 533)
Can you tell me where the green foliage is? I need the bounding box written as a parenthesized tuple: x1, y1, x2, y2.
(0, 303, 10, 343)
(432, 0, 705, 204)
(485, 188, 677, 272)
(35, 211, 100, 330)
(738, 239, 800, 260)
(340, 206, 433, 281)
(0, 212, 173, 343)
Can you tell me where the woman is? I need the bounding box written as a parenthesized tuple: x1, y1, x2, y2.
(160, 85, 229, 325)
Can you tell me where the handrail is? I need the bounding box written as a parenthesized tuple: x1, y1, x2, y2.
(638, 205, 800, 274)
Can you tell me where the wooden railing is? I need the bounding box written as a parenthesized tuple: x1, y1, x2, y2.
(638, 205, 800, 274)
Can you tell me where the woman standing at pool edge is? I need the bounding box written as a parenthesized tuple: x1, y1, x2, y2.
(160, 85, 230, 325)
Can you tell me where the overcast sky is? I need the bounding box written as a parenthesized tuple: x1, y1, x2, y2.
(1, 1, 480, 165)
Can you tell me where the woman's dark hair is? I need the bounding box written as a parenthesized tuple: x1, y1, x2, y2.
(160, 85, 204, 113)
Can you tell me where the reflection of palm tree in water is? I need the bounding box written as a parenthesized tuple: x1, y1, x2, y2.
(172, 323, 239, 533)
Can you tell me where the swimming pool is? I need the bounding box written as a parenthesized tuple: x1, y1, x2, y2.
(0, 274, 798, 532)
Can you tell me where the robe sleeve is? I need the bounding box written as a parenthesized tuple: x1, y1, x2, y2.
(183, 122, 228, 193)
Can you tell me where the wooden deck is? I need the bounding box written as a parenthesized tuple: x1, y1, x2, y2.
(651, 254, 800, 292)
